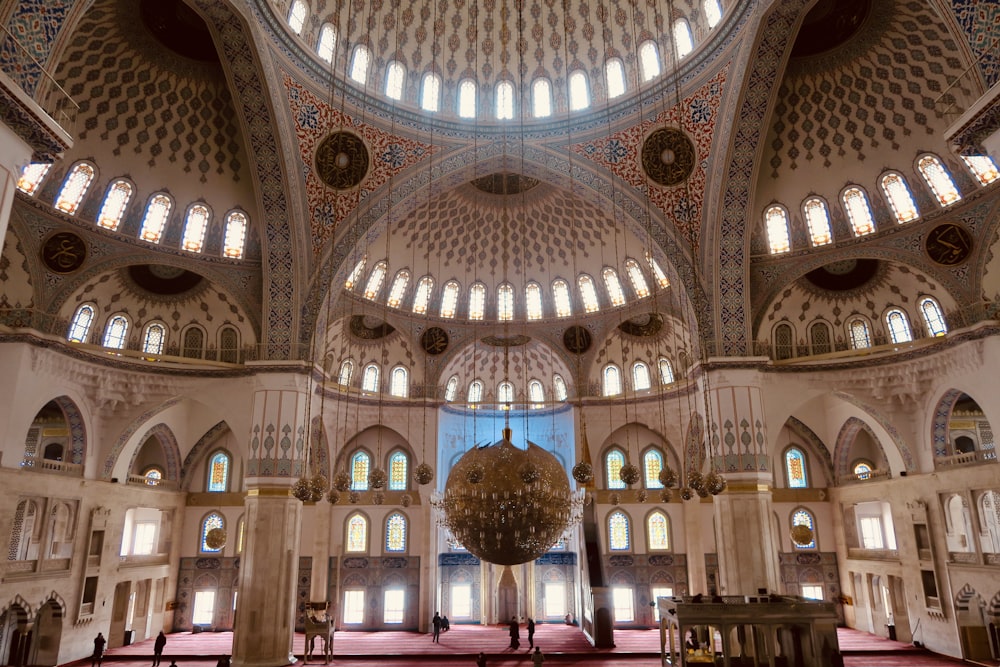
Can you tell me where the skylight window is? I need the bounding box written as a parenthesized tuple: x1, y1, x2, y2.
(16, 163, 50, 195)
(350, 46, 370, 84)
(625, 259, 650, 297)
(317, 24, 336, 63)
(525, 282, 543, 320)
(385, 61, 406, 101)
(345, 257, 366, 290)
(764, 205, 790, 254)
(569, 71, 589, 111)
(287, 0, 307, 35)
(673, 19, 694, 58)
(639, 41, 661, 82)
(842, 187, 875, 237)
(963, 155, 999, 185)
(881, 173, 919, 223)
(532, 79, 552, 118)
(364, 261, 388, 300)
(182, 204, 210, 252)
(223, 211, 248, 259)
(606, 59, 626, 99)
(412, 276, 433, 314)
(458, 80, 477, 118)
(421, 73, 441, 112)
(497, 283, 514, 320)
(54, 163, 95, 214)
(578, 275, 600, 313)
(553, 280, 573, 317)
(603, 268, 626, 306)
(646, 253, 670, 287)
(917, 155, 961, 206)
(496, 81, 514, 120)
(97, 180, 133, 231)
(803, 198, 832, 247)
(469, 283, 486, 320)
(387, 270, 410, 308)
(139, 194, 172, 244)
(440, 281, 460, 318)
(704, 0, 722, 28)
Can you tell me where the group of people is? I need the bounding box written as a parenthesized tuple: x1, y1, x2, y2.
(91, 631, 228, 667)
(507, 616, 536, 650)
(431, 612, 452, 642)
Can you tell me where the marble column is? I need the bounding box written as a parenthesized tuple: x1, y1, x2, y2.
(232, 369, 311, 667)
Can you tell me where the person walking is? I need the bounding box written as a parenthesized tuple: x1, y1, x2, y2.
(91, 633, 106, 667)
(527, 618, 535, 649)
(432, 611, 442, 643)
(531, 647, 544, 667)
(476, 651, 487, 667)
(153, 631, 167, 666)
(508, 617, 520, 649)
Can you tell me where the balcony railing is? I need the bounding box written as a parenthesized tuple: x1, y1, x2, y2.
(0, 24, 78, 135)
(20, 455, 83, 476)
(837, 468, 891, 485)
(935, 449, 997, 468)
(126, 475, 179, 490)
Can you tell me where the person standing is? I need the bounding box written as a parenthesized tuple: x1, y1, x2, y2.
(153, 631, 167, 666)
(476, 651, 487, 667)
(527, 618, 535, 649)
(508, 617, 520, 649)
(532, 647, 545, 667)
(432, 611, 442, 643)
(92, 633, 106, 667)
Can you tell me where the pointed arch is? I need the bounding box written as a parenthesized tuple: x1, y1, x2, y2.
(833, 417, 888, 480)
(180, 421, 232, 489)
(125, 423, 182, 483)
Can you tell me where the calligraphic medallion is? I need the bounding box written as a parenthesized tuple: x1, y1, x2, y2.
(641, 127, 696, 187)
(41, 232, 87, 274)
(925, 223, 972, 266)
(421, 327, 449, 355)
(315, 132, 369, 189)
(563, 325, 592, 354)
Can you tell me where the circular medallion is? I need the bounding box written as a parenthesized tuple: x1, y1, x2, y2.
(925, 223, 972, 266)
(641, 128, 696, 187)
(563, 326, 592, 354)
(421, 327, 449, 355)
(41, 232, 87, 274)
(315, 132, 369, 189)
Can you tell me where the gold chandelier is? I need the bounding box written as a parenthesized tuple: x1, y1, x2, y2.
(434, 428, 583, 566)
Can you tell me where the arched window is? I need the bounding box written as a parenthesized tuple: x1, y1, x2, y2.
(553, 279, 573, 317)
(142, 323, 166, 355)
(362, 363, 380, 393)
(646, 253, 670, 287)
(200, 513, 225, 552)
(497, 283, 514, 321)
(647, 511, 669, 550)
(219, 326, 239, 363)
(351, 452, 371, 491)
(525, 282, 543, 320)
(411, 276, 433, 314)
(103, 314, 129, 349)
(532, 78, 552, 117)
(673, 19, 694, 58)
(468, 282, 486, 320)
(774, 322, 794, 360)
(496, 80, 514, 120)
(917, 155, 961, 206)
(389, 366, 408, 398)
(603, 364, 623, 396)
(346, 513, 368, 552)
(55, 163, 95, 214)
(350, 46, 370, 84)
(885, 308, 912, 344)
(287, 0, 306, 33)
(182, 204, 210, 252)
(338, 359, 354, 386)
(643, 449, 664, 489)
(842, 187, 875, 237)
(603, 268, 626, 306)
(468, 380, 484, 404)
(919, 297, 947, 336)
(385, 512, 407, 552)
(963, 155, 999, 185)
(207, 451, 230, 492)
(143, 467, 163, 485)
(853, 460, 873, 480)
(704, 0, 722, 28)
(578, 275, 600, 313)
(421, 73, 441, 112)
(881, 173, 919, 223)
(784, 447, 808, 488)
(182, 326, 204, 359)
(848, 317, 872, 349)
(497, 381, 515, 405)
(632, 362, 651, 391)
(803, 198, 832, 246)
(529, 380, 545, 405)
(387, 270, 410, 308)
(809, 321, 832, 355)
(440, 280, 460, 318)
(553, 374, 568, 401)
(638, 41, 661, 82)
(444, 375, 459, 402)
(605, 58, 626, 99)
(624, 259, 650, 298)
(67, 305, 96, 343)
(317, 23, 337, 63)
(605, 449, 626, 490)
(97, 180, 133, 230)
(364, 261, 388, 300)
(385, 61, 406, 100)
(791, 509, 816, 549)
(16, 163, 50, 195)
(139, 194, 172, 243)
(765, 205, 791, 254)
(658, 358, 675, 384)
(388, 451, 408, 491)
(345, 257, 366, 290)
(569, 70, 589, 111)
(458, 79, 477, 118)
(608, 510, 631, 551)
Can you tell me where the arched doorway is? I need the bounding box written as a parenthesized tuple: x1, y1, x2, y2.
(32, 599, 63, 665)
(0, 604, 30, 667)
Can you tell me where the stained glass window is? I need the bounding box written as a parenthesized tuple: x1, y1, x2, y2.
(848, 318, 871, 349)
(469, 283, 486, 320)
(526, 282, 543, 320)
(496, 80, 514, 120)
(658, 358, 675, 384)
(208, 452, 230, 492)
(639, 41, 661, 82)
(804, 198, 832, 246)
(644, 450, 664, 489)
(553, 279, 572, 317)
(182, 204, 210, 252)
(553, 374, 568, 401)
(317, 24, 336, 63)
(143, 467, 163, 485)
(606, 450, 626, 490)
(853, 461, 872, 480)
(605, 59, 626, 99)
(917, 155, 961, 206)
(338, 360, 354, 386)
(444, 376, 459, 401)
(97, 180, 133, 230)
(103, 315, 129, 349)
(647, 511, 669, 550)
(458, 80, 477, 118)
(963, 155, 999, 185)
(55, 163, 95, 214)
(533, 78, 552, 117)
(881, 173, 919, 222)
(345, 257, 366, 290)
(287, 0, 306, 33)
(842, 187, 875, 237)
(350, 46, 370, 84)
(498, 283, 514, 321)
(143, 323, 166, 355)
(351, 452, 371, 491)
(785, 448, 807, 488)
(791, 509, 816, 549)
(579, 275, 600, 313)
(387, 270, 410, 308)
(603, 268, 626, 306)
(919, 297, 947, 336)
(385, 512, 407, 552)
(364, 261, 387, 300)
(609, 510, 630, 551)
(67, 305, 95, 343)
(765, 205, 791, 254)
(603, 364, 622, 396)
(673, 19, 694, 58)
(16, 163, 50, 195)
(385, 61, 406, 101)
(625, 259, 650, 297)
(389, 366, 408, 397)
(201, 513, 224, 552)
(389, 452, 408, 491)
(346, 514, 367, 552)
(440, 281, 460, 318)
(569, 70, 589, 111)
(421, 73, 441, 112)
(362, 363, 380, 392)
(139, 194, 172, 243)
(632, 362, 651, 391)
(646, 253, 670, 287)
(886, 308, 912, 344)
(412, 276, 433, 314)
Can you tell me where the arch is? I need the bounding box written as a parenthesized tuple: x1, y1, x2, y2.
(602, 267, 626, 306)
(809, 320, 832, 355)
(884, 307, 913, 344)
(568, 70, 589, 111)
(918, 296, 948, 337)
(457, 79, 477, 118)
(317, 22, 336, 63)
(841, 186, 875, 237)
(790, 507, 817, 549)
(125, 423, 182, 483)
(605, 58, 626, 99)
(833, 416, 890, 479)
(638, 41, 661, 82)
(287, 0, 307, 33)
(33, 595, 65, 667)
(880, 172, 919, 223)
(349, 45, 370, 84)
(102, 313, 130, 349)
(785, 417, 835, 486)
(412, 276, 434, 314)
(67, 303, 97, 343)
(847, 316, 873, 349)
(773, 321, 794, 360)
(632, 362, 651, 391)
(495, 80, 514, 120)
(673, 18, 694, 58)
(35, 397, 87, 466)
(142, 322, 168, 355)
(578, 274, 600, 313)
(180, 324, 206, 359)
(218, 325, 240, 363)
(803, 197, 832, 246)
(345, 512, 369, 553)
(603, 364, 623, 396)
(179, 421, 231, 488)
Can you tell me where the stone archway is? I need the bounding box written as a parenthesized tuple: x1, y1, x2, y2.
(32, 597, 64, 666)
(956, 584, 991, 661)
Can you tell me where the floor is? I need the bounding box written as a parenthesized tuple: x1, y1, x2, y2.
(70, 624, 986, 667)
